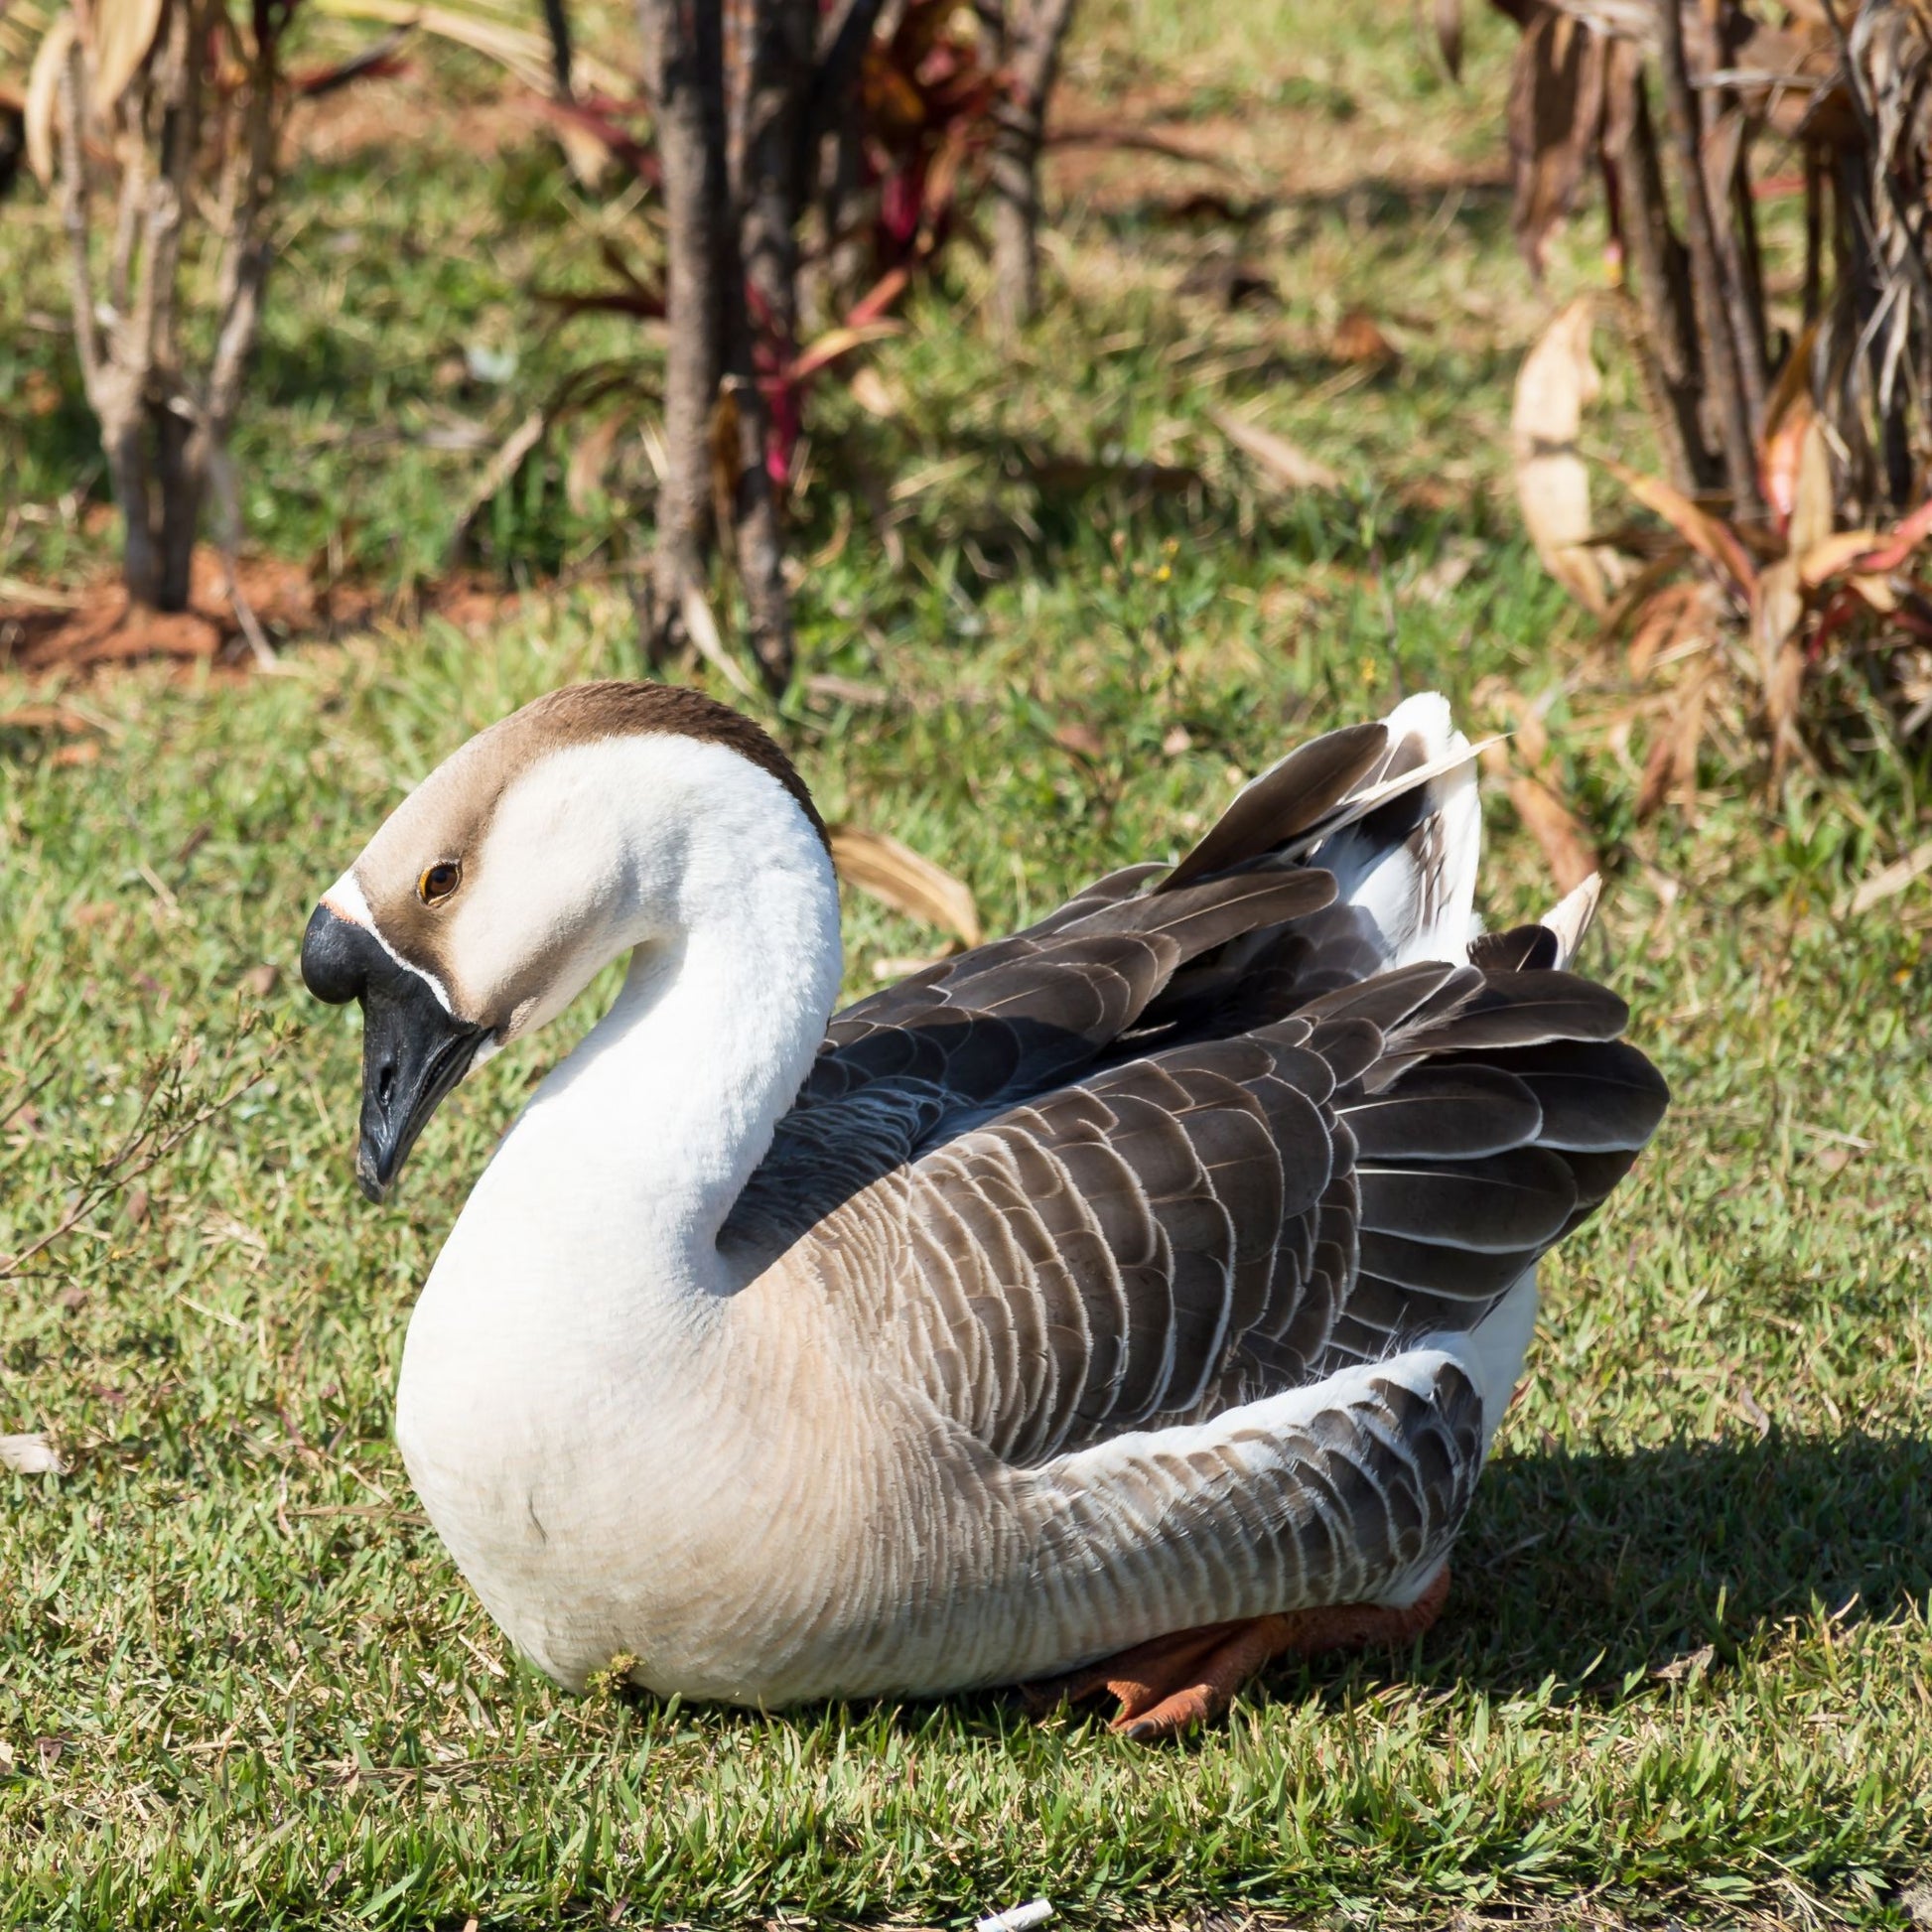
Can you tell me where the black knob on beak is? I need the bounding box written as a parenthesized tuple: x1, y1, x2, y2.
(300, 899, 485, 1201)
(302, 900, 376, 1005)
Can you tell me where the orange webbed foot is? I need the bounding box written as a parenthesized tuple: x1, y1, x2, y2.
(1027, 1565, 1451, 1742)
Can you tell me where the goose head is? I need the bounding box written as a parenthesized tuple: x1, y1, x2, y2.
(301, 680, 828, 1202)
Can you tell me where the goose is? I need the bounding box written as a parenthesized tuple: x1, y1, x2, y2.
(300, 681, 1667, 1739)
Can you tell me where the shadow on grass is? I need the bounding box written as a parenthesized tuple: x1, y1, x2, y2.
(794, 418, 1485, 621)
(721, 1430, 1932, 1750)
(1088, 173, 1512, 244)
(880, 1429, 1932, 1740)
(1432, 1427, 1932, 1695)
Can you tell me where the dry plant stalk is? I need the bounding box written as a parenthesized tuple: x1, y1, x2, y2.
(1474, 0, 1932, 782)
(45, 0, 286, 611)
(632, 0, 830, 693)
(0, 1016, 285, 1284)
(1487, 0, 1932, 513)
(983, 0, 1079, 341)
(630, 0, 1057, 692)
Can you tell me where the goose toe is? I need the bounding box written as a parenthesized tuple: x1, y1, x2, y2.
(1031, 1566, 1453, 1742)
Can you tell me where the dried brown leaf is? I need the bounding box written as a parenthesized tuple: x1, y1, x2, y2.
(831, 827, 982, 949)
(1211, 410, 1339, 492)
(1634, 732, 1674, 819)
(1333, 308, 1399, 365)
(1799, 529, 1886, 585)
(1841, 836, 1932, 916)
(1509, 772, 1598, 893)
(1600, 457, 1757, 593)
(1759, 326, 1823, 524)
(677, 584, 759, 702)
(1753, 555, 1805, 709)
(1760, 397, 1812, 533)
(1635, 659, 1712, 819)
(1757, 557, 1808, 777)
(1513, 297, 1608, 614)
(24, 11, 74, 189)
(1762, 323, 1822, 437)
(1850, 572, 1899, 614)
(88, 0, 165, 113)
(552, 116, 615, 188)
(1788, 413, 1836, 562)
(1507, 10, 1608, 273)
(1626, 582, 1713, 678)
(0, 1433, 64, 1475)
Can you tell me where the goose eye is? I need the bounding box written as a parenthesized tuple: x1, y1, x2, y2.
(418, 861, 462, 904)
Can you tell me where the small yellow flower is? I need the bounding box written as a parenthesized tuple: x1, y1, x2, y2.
(1155, 564, 1172, 583)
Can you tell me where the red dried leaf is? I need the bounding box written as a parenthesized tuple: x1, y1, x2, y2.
(1857, 496, 1932, 575)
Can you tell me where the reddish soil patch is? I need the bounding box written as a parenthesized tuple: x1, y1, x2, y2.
(1043, 83, 1508, 219)
(2, 551, 363, 674)
(0, 548, 520, 676)
(290, 72, 550, 165)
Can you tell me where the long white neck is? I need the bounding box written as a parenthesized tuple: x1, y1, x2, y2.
(423, 737, 843, 1328)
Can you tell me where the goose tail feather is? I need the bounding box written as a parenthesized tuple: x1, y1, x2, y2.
(1311, 692, 1482, 971)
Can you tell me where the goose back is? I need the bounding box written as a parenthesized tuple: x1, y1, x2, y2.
(722, 717, 1667, 1473)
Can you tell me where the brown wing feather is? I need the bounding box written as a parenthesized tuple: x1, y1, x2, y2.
(800, 959, 1667, 1468)
(725, 783, 1351, 1256)
(731, 717, 1666, 1459)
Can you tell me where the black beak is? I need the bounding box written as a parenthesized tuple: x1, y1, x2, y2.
(301, 901, 486, 1203)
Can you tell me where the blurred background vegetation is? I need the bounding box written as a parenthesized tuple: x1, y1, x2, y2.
(7, 0, 1932, 789)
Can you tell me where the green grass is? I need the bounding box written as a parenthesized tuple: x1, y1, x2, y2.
(4, 0, 1932, 1924)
